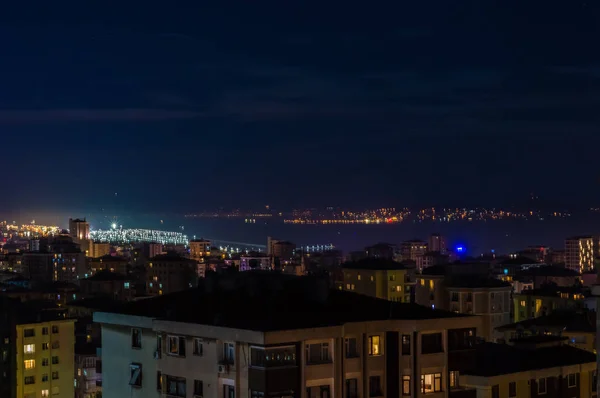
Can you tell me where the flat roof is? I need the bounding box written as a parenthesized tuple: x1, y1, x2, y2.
(98, 273, 468, 332)
(496, 310, 595, 333)
(342, 258, 409, 271)
(464, 342, 595, 377)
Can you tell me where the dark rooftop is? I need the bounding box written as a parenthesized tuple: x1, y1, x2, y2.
(89, 254, 128, 262)
(496, 309, 595, 333)
(464, 342, 596, 377)
(517, 265, 580, 277)
(84, 270, 129, 282)
(151, 252, 197, 262)
(342, 258, 409, 271)
(516, 284, 588, 298)
(99, 272, 466, 332)
(446, 276, 511, 289)
(68, 297, 125, 312)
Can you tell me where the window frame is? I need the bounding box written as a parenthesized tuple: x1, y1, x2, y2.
(131, 328, 142, 349)
(368, 335, 381, 356)
(420, 373, 442, 394)
(537, 377, 547, 395)
(491, 385, 499, 398)
(129, 363, 142, 388)
(167, 335, 186, 357)
(567, 373, 577, 388)
(401, 334, 411, 355)
(402, 375, 411, 396)
(344, 337, 358, 358)
(508, 381, 517, 397)
(193, 338, 203, 356)
(369, 375, 383, 397)
(194, 379, 204, 396)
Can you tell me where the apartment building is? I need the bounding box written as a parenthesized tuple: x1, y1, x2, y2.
(565, 236, 595, 273)
(94, 272, 482, 398)
(0, 297, 75, 398)
(341, 258, 416, 303)
(460, 338, 596, 398)
(513, 285, 586, 322)
(146, 252, 199, 296)
(496, 309, 596, 352)
(415, 270, 511, 342)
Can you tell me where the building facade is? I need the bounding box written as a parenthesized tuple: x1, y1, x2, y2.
(341, 260, 416, 303)
(565, 236, 594, 273)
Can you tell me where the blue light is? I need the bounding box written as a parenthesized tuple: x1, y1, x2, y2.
(456, 246, 464, 253)
(504, 269, 508, 275)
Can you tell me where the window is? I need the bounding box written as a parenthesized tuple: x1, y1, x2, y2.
(129, 363, 142, 387)
(449, 371, 459, 389)
(357, 274, 361, 280)
(157, 371, 162, 391)
(451, 292, 459, 301)
(389, 275, 396, 281)
(194, 380, 203, 397)
(131, 328, 142, 348)
(346, 378, 358, 398)
(251, 391, 265, 398)
(42, 374, 49, 382)
(223, 342, 235, 364)
(124, 282, 130, 289)
(306, 342, 330, 364)
(24, 360, 35, 369)
(568, 373, 577, 388)
(592, 371, 598, 393)
(421, 333, 443, 354)
(24, 376, 35, 385)
(509, 381, 517, 397)
(42, 343, 49, 351)
(368, 335, 381, 356)
(24, 329, 35, 338)
(401, 335, 411, 355)
(24, 344, 35, 354)
(51, 356, 59, 365)
(42, 358, 49, 366)
(51, 341, 59, 349)
(421, 373, 442, 394)
(168, 336, 186, 357)
(538, 377, 547, 394)
(224, 385, 235, 398)
(41, 390, 49, 397)
(369, 376, 382, 397)
(345, 338, 358, 358)
(491, 385, 499, 398)
(51, 326, 59, 334)
(402, 375, 411, 396)
(51, 372, 59, 380)
(51, 386, 59, 395)
(193, 339, 203, 356)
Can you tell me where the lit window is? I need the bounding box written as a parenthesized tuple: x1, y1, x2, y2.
(421, 373, 442, 394)
(41, 390, 49, 397)
(357, 274, 361, 280)
(124, 282, 130, 289)
(24, 359, 35, 369)
(449, 371, 459, 388)
(402, 375, 411, 396)
(370, 276, 374, 281)
(520, 300, 526, 307)
(368, 335, 381, 356)
(24, 344, 35, 354)
(396, 286, 402, 292)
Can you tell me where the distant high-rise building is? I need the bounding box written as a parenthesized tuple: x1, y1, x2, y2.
(68, 218, 89, 242)
(428, 234, 447, 254)
(189, 239, 210, 259)
(88, 241, 110, 258)
(565, 236, 594, 273)
(401, 239, 428, 271)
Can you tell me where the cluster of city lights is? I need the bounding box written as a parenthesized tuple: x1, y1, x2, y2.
(90, 227, 189, 245)
(0, 221, 61, 237)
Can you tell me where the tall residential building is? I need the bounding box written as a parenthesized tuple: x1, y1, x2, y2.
(428, 234, 447, 254)
(189, 239, 211, 259)
(69, 218, 90, 243)
(565, 236, 594, 273)
(146, 253, 198, 296)
(94, 273, 482, 398)
(400, 239, 428, 271)
(415, 269, 512, 342)
(0, 297, 75, 398)
(88, 241, 110, 259)
(341, 258, 415, 303)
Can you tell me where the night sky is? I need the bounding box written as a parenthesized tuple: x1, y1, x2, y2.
(1, 1, 600, 214)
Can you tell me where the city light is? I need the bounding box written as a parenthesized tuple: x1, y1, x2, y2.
(90, 228, 189, 245)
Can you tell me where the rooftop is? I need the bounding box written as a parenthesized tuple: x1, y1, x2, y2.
(342, 258, 409, 271)
(446, 276, 511, 289)
(89, 254, 128, 263)
(516, 284, 588, 298)
(496, 309, 595, 333)
(464, 342, 595, 377)
(150, 252, 197, 262)
(516, 265, 580, 277)
(99, 272, 467, 332)
(83, 270, 129, 282)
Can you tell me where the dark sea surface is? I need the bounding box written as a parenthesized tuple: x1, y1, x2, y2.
(4, 211, 600, 255)
(88, 214, 600, 255)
